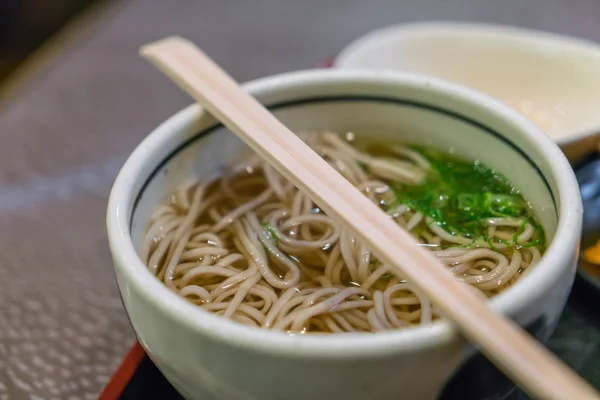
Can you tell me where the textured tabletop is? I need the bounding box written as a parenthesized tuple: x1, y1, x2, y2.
(1, 0, 599, 398)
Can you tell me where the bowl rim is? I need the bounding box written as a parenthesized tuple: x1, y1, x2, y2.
(107, 68, 581, 358)
(334, 21, 600, 147)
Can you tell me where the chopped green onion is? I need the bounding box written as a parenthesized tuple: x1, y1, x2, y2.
(386, 146, 544, 248)
(261, 222, 279, 247)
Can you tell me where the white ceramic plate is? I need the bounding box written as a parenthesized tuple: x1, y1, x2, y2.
(335, 22, 600, 162)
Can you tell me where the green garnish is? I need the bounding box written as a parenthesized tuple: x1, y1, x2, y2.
(261, 222, 279, 247)
(388, 147, 544, 245)
(521, 222, 546, 249)
(381, 274, 394, 281)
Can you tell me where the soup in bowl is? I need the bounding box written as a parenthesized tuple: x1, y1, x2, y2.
(107, 69, 581, 400)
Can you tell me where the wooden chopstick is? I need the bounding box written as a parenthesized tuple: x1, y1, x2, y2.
(140, 36, 599, 400)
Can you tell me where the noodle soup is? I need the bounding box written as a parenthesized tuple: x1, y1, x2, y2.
(109, 70, 579, 400)
(142, 131, 545, 334)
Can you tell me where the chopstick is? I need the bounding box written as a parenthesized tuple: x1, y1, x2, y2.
(140, 36, 599, 400)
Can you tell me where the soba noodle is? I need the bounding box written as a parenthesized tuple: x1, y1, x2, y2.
(142, 131, 545, 334)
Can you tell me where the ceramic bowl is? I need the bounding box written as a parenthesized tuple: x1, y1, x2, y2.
(335, 22, 600, 163)
(107, 69, 581, 400)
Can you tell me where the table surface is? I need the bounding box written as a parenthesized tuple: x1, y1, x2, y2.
(1, 0, 600, 398)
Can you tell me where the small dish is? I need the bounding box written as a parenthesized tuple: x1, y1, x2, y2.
(335, 22, 600, 162)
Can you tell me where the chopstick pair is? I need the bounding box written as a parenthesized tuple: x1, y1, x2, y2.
(140, 36, 599, 400)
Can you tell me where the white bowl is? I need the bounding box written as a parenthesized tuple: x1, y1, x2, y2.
(335, 22, 600, 162)
(107, 69, 581, 400)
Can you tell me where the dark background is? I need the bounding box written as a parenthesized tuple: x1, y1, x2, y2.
(0, 0, 102, 82)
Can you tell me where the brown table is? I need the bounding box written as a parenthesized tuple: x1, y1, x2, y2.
(1, 0, 599, 398)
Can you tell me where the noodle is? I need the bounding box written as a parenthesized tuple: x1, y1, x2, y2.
(142, 131, 545, 333)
